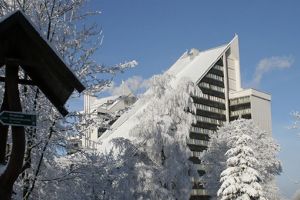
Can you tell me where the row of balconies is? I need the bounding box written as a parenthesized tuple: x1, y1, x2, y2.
(205, 73, 224, 82)
(194, 103, 226, 115)
(187, 138, 209, 146)
(196, 116, 224, 126)
(191, 189, 209, 196)
(230, 108, 251, 117)
(198, 82, 225, 93)
(213, 64, 223, 71)
(229, 96, 250, 106)
(192, 89, 225, 104)
(190, 126, 215, 135)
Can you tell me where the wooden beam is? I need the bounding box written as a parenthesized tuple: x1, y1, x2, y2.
(0, 77, 36, 86)
(0, 90, 8, 164)
(0, 58, 38, 68)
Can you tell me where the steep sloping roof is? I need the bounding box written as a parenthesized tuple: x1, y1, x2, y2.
(92, 96, 120, 109)
(99, 36, 238, 146)
(166, 45, 227, 83)
(99, 95, 149, 142)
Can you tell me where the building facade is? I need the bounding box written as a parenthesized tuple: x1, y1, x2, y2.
(175, 36, 272, 199)
(96, 35, 272, 199)
(82, 83, 137, 149)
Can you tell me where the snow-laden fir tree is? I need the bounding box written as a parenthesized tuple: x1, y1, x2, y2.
(129, 74, 199, 200)
(201, 119, 282, 200)
(217, 130, 265, 200)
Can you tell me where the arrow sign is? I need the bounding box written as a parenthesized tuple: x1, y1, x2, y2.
(0, 111, 36, 127)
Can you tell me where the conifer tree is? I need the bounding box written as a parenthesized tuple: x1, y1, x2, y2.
(217, 132, 265, 200)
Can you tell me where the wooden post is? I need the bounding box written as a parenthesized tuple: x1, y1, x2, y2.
(0, 89, 8, 164)
(0, 65, 25, 199)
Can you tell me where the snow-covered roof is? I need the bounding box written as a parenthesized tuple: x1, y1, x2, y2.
(166, 44, 227, 84)
(97, 96, 120, 108)
(86, 81, 135, 114)
(229, 88, 271, 101)
(99, 95, 149, 142)
(88, 95, 119, 112)
(98, 36, 239, 149)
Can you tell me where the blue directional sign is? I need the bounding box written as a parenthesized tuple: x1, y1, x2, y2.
(0, 111, 36, 127)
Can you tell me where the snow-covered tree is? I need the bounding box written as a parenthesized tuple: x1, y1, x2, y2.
(41, 74, 197, 199)
(0, 1, 137, 199)
(217, 132, 265, 200)
(128, 74, 199, 200)
(291, 111, 300, 137)
(293, 189, 300, 200)
(201, 119, 282, 200)
(27, 138, 156, 200)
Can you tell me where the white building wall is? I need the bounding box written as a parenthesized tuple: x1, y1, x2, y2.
(226, 57, 237, 92)
(250, 95, 272, 134)
(224, 35, 242, 92)
(84, 94, 98, 113)
(230, 88, 272, 134)
(90, 127, 99, 142)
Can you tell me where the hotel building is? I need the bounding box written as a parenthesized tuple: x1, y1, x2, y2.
(86, 35, 272, 199)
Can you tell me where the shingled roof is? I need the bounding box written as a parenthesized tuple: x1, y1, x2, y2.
(0, 11, 85, 116)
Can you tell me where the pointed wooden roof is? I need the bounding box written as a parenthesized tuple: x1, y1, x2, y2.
(0, 11, 85, 116)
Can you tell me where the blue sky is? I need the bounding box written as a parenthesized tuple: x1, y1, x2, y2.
(86, 1, 300, 198)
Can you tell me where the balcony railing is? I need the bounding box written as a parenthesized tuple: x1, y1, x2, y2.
(229, 96, 250, 106)
(196, 115, 223, 126)
(190, 126, 215, 135)
(194, 103, 225, 114)
(187, 138, 209, 146)
(191, 189, 208, 196)
(230, 108, 251, 117)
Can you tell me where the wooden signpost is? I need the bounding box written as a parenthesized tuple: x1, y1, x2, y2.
(0, 111, 36, 127)
(0, 11, 85, 199)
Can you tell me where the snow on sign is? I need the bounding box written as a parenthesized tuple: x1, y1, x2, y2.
(0, 111, 36, 127)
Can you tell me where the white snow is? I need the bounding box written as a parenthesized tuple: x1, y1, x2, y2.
(0, 164, 6, 175)
(201, 119, 282, 199)
(167, 44, 227, 85)
(98, 93, 150, 150)
(89, 95, 120, 110)
(218, 132, 265, 200)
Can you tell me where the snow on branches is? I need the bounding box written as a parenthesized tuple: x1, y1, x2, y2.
(128, 74, 198, 200)
(32, 138, 156, 200)
(35, 74, 198, 199)
(201, 119, 282, 200)
(0, 1, 136, 199)
(217, 133, 265, 200)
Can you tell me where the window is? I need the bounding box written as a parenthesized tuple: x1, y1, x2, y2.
(98, 127, 107, 138)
